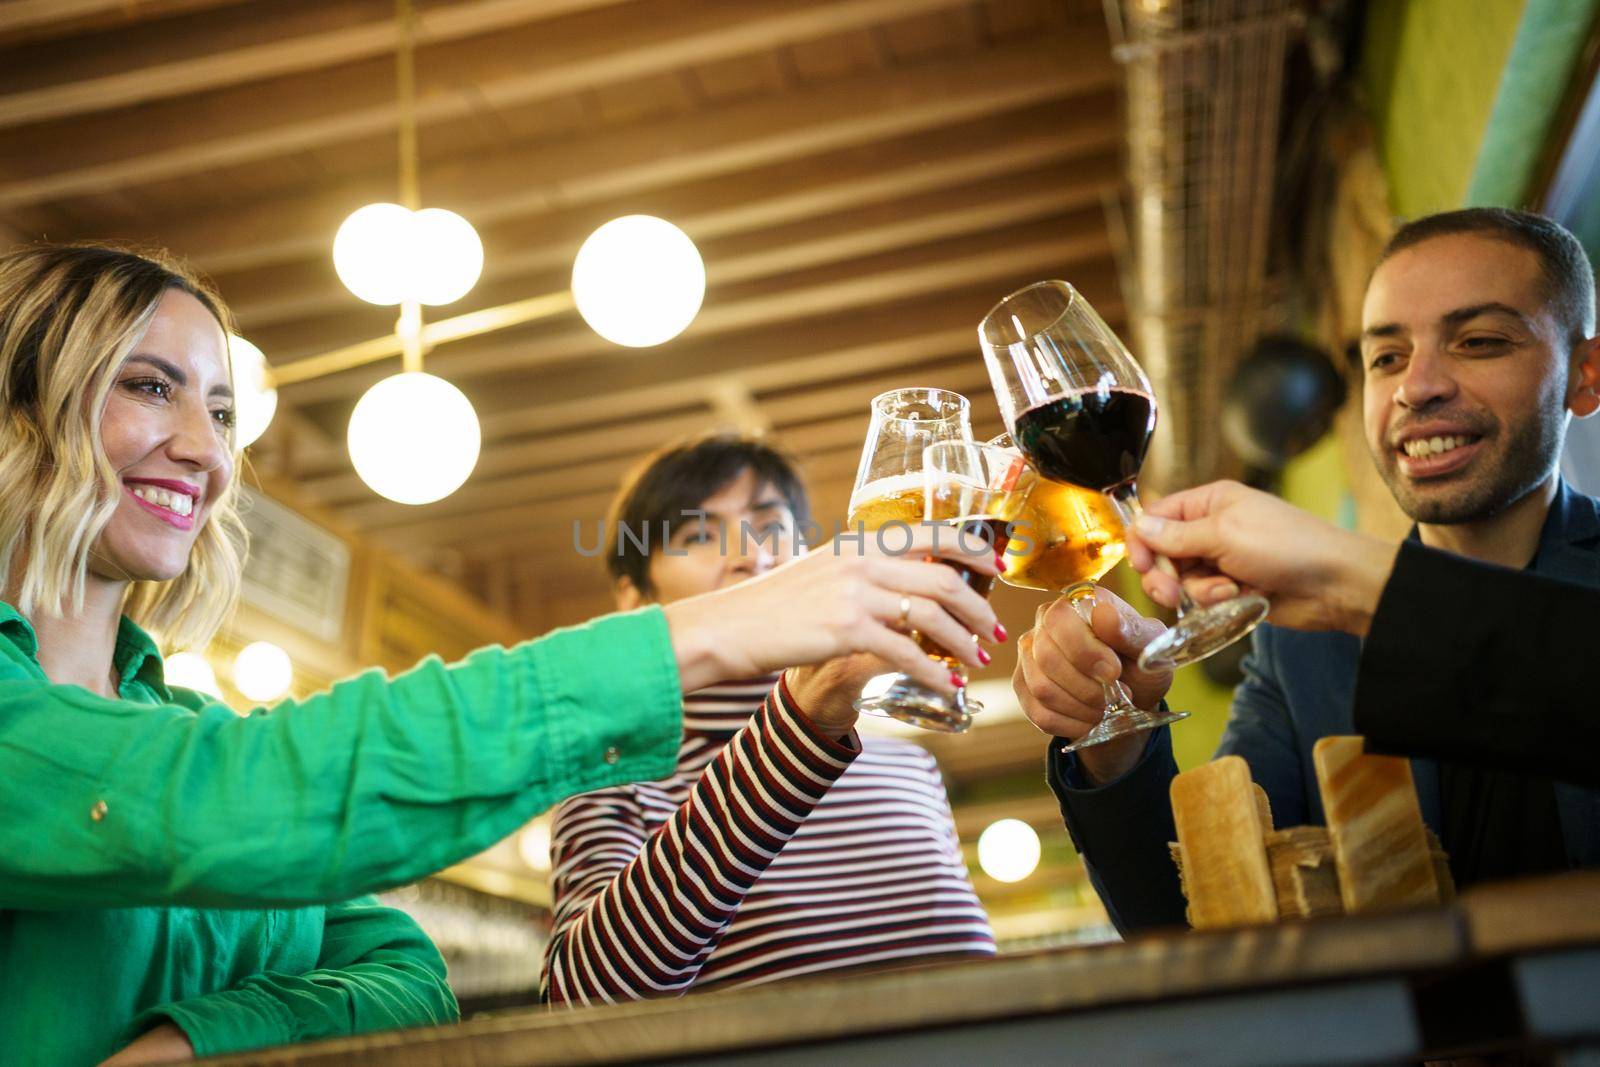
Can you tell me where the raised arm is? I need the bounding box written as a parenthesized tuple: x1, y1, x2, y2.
(0, 608, 684, 910)
(542, 679, 853, 1005)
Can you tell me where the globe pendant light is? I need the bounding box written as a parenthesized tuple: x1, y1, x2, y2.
(977, 818, 1042, 883)
(348, 370, 481, 505)
(333, 0, 481, 504)
(233, 640, 294, 703)
(226, 333, 277, 449)
(572, 215, 705, 347)
(333, 203, 483, 308)
(164, 651, 223, 700)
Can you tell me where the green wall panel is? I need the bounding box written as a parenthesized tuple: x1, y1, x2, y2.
(1362, 0, 1528, 217)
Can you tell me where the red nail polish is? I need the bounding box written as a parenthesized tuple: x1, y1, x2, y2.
(995, 552, 1006, 569)
(977, 648, 992, 666)
(994, 623, 1009, 642)
(949, 671, 966, 688)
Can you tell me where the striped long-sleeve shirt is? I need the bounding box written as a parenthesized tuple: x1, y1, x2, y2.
(542, 674, 995, 1005)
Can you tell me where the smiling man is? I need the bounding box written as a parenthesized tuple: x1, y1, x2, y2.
(1012, 208, 1600, 931)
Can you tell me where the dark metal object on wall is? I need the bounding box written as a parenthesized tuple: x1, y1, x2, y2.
(1222, 334, 1347, 472)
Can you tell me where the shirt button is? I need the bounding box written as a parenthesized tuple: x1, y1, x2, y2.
(90, 800, 108, 822)
(603, 746, 620, 765)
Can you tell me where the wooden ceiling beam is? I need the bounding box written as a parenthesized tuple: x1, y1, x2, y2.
(55, 32, 1110, 275)
(0, 0, 1033, 212)
(222, 107, 1119, 330)
(0, 0, 239, 42)
(289, 262, 1118, 501)
(366, 441, 873, 552)
(0, 0, 631, 129)
(343, 351, 1019, 539)
(277, 215, 1114, 407)
(470, 271, 1118, 443)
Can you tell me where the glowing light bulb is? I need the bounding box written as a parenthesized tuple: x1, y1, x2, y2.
(333, 203, 416, 306)
(233, 641, 293, 703)
(347, 371, 481, 504)
(977, 818, 1041, 883)
(572, 215, 705, 347)
(164, 651, 222, 700)
(227, 334, 277, 449)
(333, 204, 483, 306)
(408, 208, 483, 306)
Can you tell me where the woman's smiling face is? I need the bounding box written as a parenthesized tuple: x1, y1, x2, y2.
(93, 288, 235, 584)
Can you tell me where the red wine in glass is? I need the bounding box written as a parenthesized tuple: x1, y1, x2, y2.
(1012, 388, 1156, 493)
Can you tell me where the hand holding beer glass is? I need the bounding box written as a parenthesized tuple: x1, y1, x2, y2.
(847, 389, 1031, 732)
(855, 439, 1033, 732)
(980, 280, 1269, 751)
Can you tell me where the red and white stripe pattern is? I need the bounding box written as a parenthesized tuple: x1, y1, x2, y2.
(542, 674, 994, 1005)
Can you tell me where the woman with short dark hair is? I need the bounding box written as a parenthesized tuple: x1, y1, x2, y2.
(544, 433, 998, 1006)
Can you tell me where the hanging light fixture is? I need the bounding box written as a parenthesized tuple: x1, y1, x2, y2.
(335, 0, 482, 505)
(233, 640, 294, 703)
(227, 334, 277, 450)
(164, 651, 223, 700)
(977, 818, 1042, 884)
(333, 204, 483, 308)
(572, 215, 705, 347)
(348, 370, 480, 504)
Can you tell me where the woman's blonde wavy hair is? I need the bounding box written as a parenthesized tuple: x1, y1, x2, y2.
(0, 244, 248, 651)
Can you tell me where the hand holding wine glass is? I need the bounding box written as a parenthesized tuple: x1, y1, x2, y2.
(980, 280, 1268, 752)
(1126, 479, 1401, 637)
(1012, 584, 1174, 783)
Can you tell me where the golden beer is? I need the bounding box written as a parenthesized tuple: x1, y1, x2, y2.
(1002, 477, 1127, 591)
(847, 475, 1017, 669)
(847, 474, 926, 530)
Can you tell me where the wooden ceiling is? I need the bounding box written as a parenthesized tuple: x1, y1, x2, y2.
(0, 0, 1125, 633)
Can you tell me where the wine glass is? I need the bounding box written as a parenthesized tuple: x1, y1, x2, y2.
(979, 281, 1268, 748)
(988, 432, 1189, 752)
(864, 439, 1033, 732)
(847, 388, 973, 731)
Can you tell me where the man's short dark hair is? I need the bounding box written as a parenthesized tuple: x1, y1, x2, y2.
(1377, 207, 1597, 344)
(605, 431, 812, 596)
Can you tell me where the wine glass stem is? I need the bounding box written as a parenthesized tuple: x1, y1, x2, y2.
(1066, 583, 1135, 711)
(1105, 482, 1198, 618)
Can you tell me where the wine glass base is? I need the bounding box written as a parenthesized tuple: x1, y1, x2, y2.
(1137, 594, 1269, 672)
(854, 677, 972, 733)
(1060, 707, 1189, 753)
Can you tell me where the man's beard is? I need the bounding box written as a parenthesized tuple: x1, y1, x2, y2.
(1376, 408, 1566, 525)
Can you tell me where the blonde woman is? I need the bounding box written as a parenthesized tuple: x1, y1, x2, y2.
(0, 244, 1002, 1067)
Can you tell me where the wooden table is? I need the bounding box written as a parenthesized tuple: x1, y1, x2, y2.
(203, 873, 1600, 1066)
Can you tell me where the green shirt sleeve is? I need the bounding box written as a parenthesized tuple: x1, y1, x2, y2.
(0, 607, 682, 909)
(124, 896, 457, 1058)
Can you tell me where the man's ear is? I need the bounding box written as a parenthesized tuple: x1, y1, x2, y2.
(1571, 335, 1600, 419)
(615, 575, 647, 611)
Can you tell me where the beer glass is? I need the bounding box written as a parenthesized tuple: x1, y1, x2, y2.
(847, 388, 973, 730)
(980, 281, 1268, 751)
